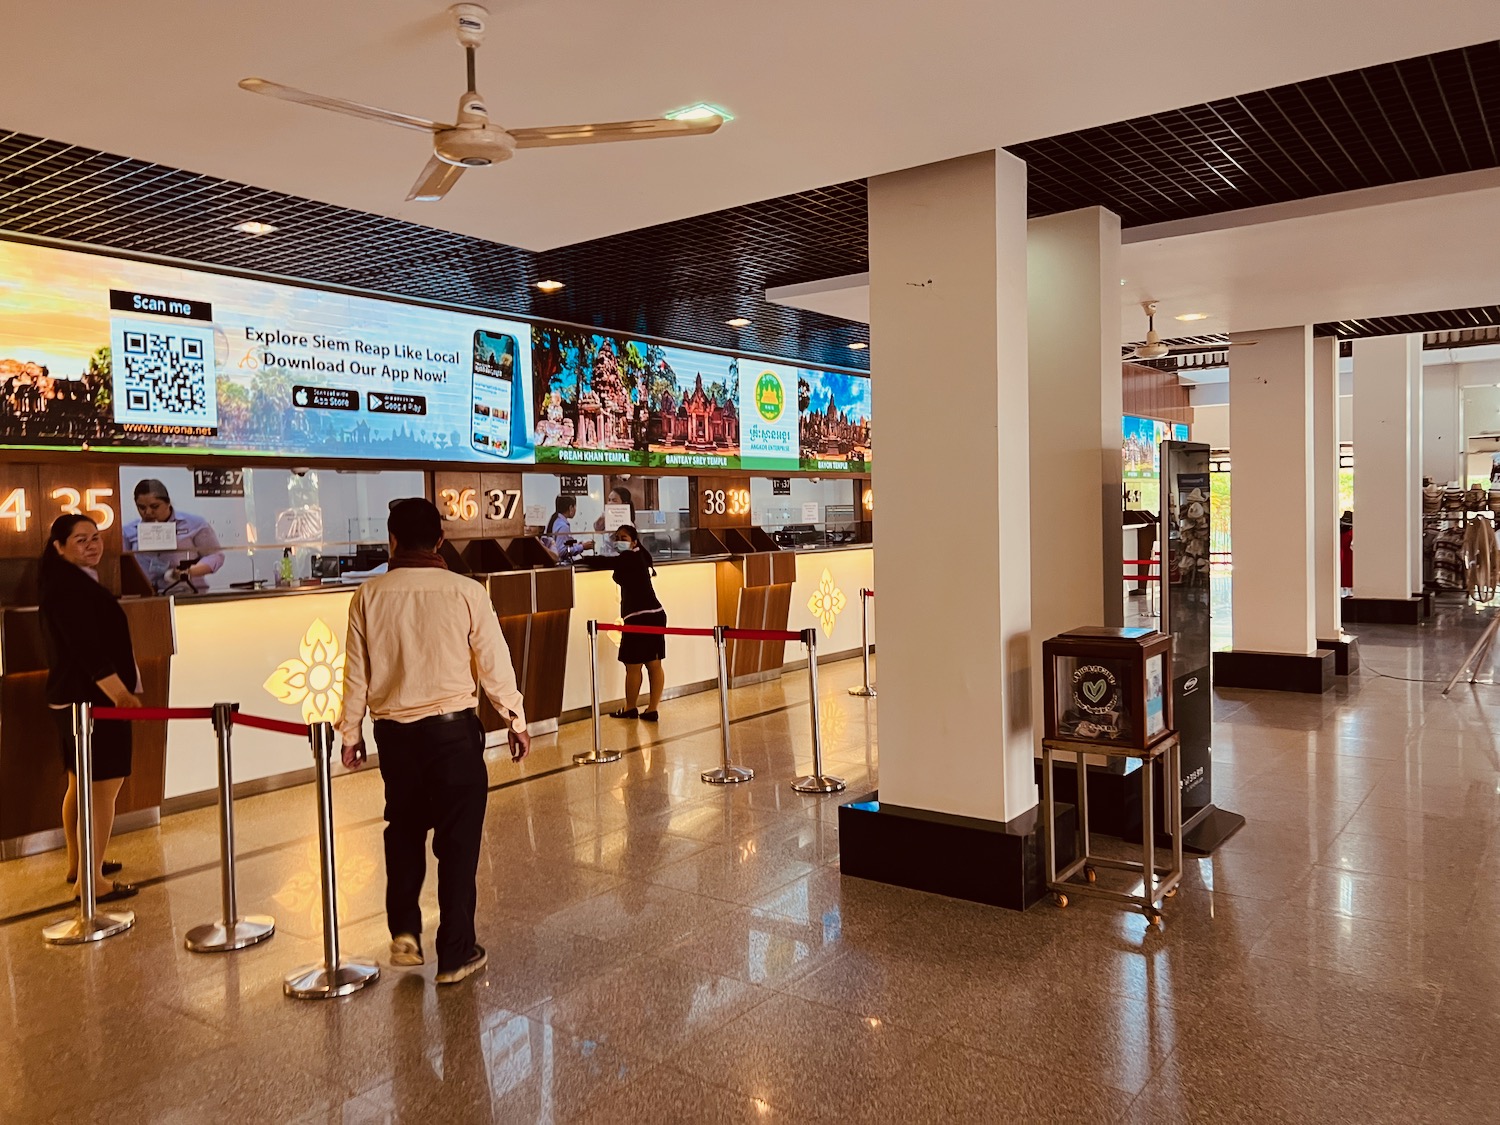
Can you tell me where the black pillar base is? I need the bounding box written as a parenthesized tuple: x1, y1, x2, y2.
(1316, 635, 1360, 675)
(1213, 648, 1335, 693)
(1034, 757, 1140, 841)
(1181, 805, 1248, 854)
(1341, 596, 1424, 624)
(838, 794, 1075, 911)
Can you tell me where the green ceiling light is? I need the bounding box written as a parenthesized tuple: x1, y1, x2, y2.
(666, 102, 734, 123)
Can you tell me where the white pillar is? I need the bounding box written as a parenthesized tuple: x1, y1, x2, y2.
(1410, 353, 1424, 588)
(1312, 335, 1341, 640)
(1228, 326, 1316, 655)
(1026, 208, 1124, 721)
(869, 151, 1035, 823)
(1352, 335, 1420, 600)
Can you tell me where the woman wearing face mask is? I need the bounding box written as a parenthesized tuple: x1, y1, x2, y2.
(582, 525, 665, 721)
(38, 514, 142, 900)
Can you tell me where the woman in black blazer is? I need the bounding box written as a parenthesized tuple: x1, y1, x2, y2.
(39, 514, 141, 900)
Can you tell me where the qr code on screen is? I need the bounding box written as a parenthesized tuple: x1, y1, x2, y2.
(119, 330, 208, 414)
(109, 318, 219, 431)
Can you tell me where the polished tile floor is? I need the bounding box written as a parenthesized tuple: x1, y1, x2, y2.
(4, 607, 1500, 1122)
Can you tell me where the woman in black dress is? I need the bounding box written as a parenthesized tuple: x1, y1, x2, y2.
(38, 514, 141, 900)
(586, 525, 666, 722)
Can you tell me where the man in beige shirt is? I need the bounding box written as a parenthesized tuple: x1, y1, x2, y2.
(340, 498, 529, 985)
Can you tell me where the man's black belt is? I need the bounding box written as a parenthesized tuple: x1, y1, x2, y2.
(377, 708, 476, 728)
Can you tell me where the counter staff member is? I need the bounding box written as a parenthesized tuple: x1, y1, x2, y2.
(339, 498, 531, 986)
(541, 494, 592, 564)
(122, 479, 225, 594)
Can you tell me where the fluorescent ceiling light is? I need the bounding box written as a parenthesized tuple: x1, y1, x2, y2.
(1175, 312, 1209, 322)
(535, 279, 565, 292)
(725, 317, 751, 328)
(667, 102, 733, 122)
(233, 221, 277, 236)
(848, 342, 868, 350)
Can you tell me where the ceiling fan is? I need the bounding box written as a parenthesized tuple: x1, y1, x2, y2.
(1125, 301, 1255, 360)
(238, 3, 724, 203)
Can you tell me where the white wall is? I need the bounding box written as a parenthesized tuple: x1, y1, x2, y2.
(1191, 403, 1229, 449)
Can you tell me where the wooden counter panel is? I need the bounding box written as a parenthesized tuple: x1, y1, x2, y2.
(524, 608, 571, 723)
(1, 598, 173, 845)
(533, 567, 574, 613)
(489, 572, 535, 618)
(0, 672, 65, 840)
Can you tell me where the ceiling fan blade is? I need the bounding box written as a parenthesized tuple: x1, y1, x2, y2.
(238, 78, 452, 133)
(508, 115, 723, 149)
(407, 156, 466, 202)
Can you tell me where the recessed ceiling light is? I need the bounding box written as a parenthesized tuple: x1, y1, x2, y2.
(1119, 279, 1128, 286)
(233, 221, 277, 236)
(725, 317, 751, 328)
(667, 102, 733, 122)
(848, 342, 868, 350)
(535, 279, 565, 292)
(1175, 312, 1209, 322)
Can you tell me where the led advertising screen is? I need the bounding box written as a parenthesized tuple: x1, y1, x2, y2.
(530, 325, 870, 472)
(0, 238, 871, 473)
(0, 239, 533, 463)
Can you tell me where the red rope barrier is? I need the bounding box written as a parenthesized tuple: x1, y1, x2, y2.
(595, 622, 716, 638)
(234, 712, 312, 738)
(725, 628, 803, 643)
(861, 588, 875, 598)
(1122, 559, 1160, 566)
(1122, 574, 1161, 582)
(92, 706, 214, 722)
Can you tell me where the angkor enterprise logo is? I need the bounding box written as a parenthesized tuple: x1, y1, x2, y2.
(754, 370, 785, 421)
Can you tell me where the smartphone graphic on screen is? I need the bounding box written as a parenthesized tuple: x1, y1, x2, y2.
(471, 330, 516, 458)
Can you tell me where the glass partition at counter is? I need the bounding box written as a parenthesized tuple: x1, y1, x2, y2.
(117, 465, 423, 594)
(517, 473, 869, 562)
(521, 473, 696, 559)
(750, 477, 863, 549)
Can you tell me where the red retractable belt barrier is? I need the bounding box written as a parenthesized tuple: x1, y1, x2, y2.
(92, 706, 215, 722)
(1122, 559, 1159, 566)
(723, 628, 803, 643)
(594, 622, 716, 638)
(233, 712, 312, 738)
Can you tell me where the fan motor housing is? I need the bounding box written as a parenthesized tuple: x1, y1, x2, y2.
(435, 127, 515, 167)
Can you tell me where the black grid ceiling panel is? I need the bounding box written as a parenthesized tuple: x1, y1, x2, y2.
(1015, 41, 1500, 226)
(0, 131, 871, 372)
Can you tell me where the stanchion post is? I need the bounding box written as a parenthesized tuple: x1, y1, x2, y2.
(187, 703, 275, 953)
(43, 702, 135, 945)
(702, 625, 754, 784)
(792, 629, 846, 795)
(284, 721, 378, 999)
(574, 620, 622, 765)
(848, 588, 876, 698)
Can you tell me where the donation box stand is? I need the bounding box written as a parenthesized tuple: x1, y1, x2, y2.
(1040, 626, 1182, 926)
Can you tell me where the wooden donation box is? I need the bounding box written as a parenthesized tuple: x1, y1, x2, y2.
(0, 598, 176, 856)
(1042, 626, 1174, 751)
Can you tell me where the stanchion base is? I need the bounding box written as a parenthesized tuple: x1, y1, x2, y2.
(186, 916, 276, 953)
(701, 765, 755, 785)
(848, 687, 877, 698)
(573, 749, 623, 765)
(43, 910, 135, 945)
(283, 958, 380, 1000)
(792, 774, 847, 794)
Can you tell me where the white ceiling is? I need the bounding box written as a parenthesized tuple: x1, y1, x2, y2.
(1119, 167, 1500, 339)
(769, 168, 1500, 345)
(3, 1, 1496, 251)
